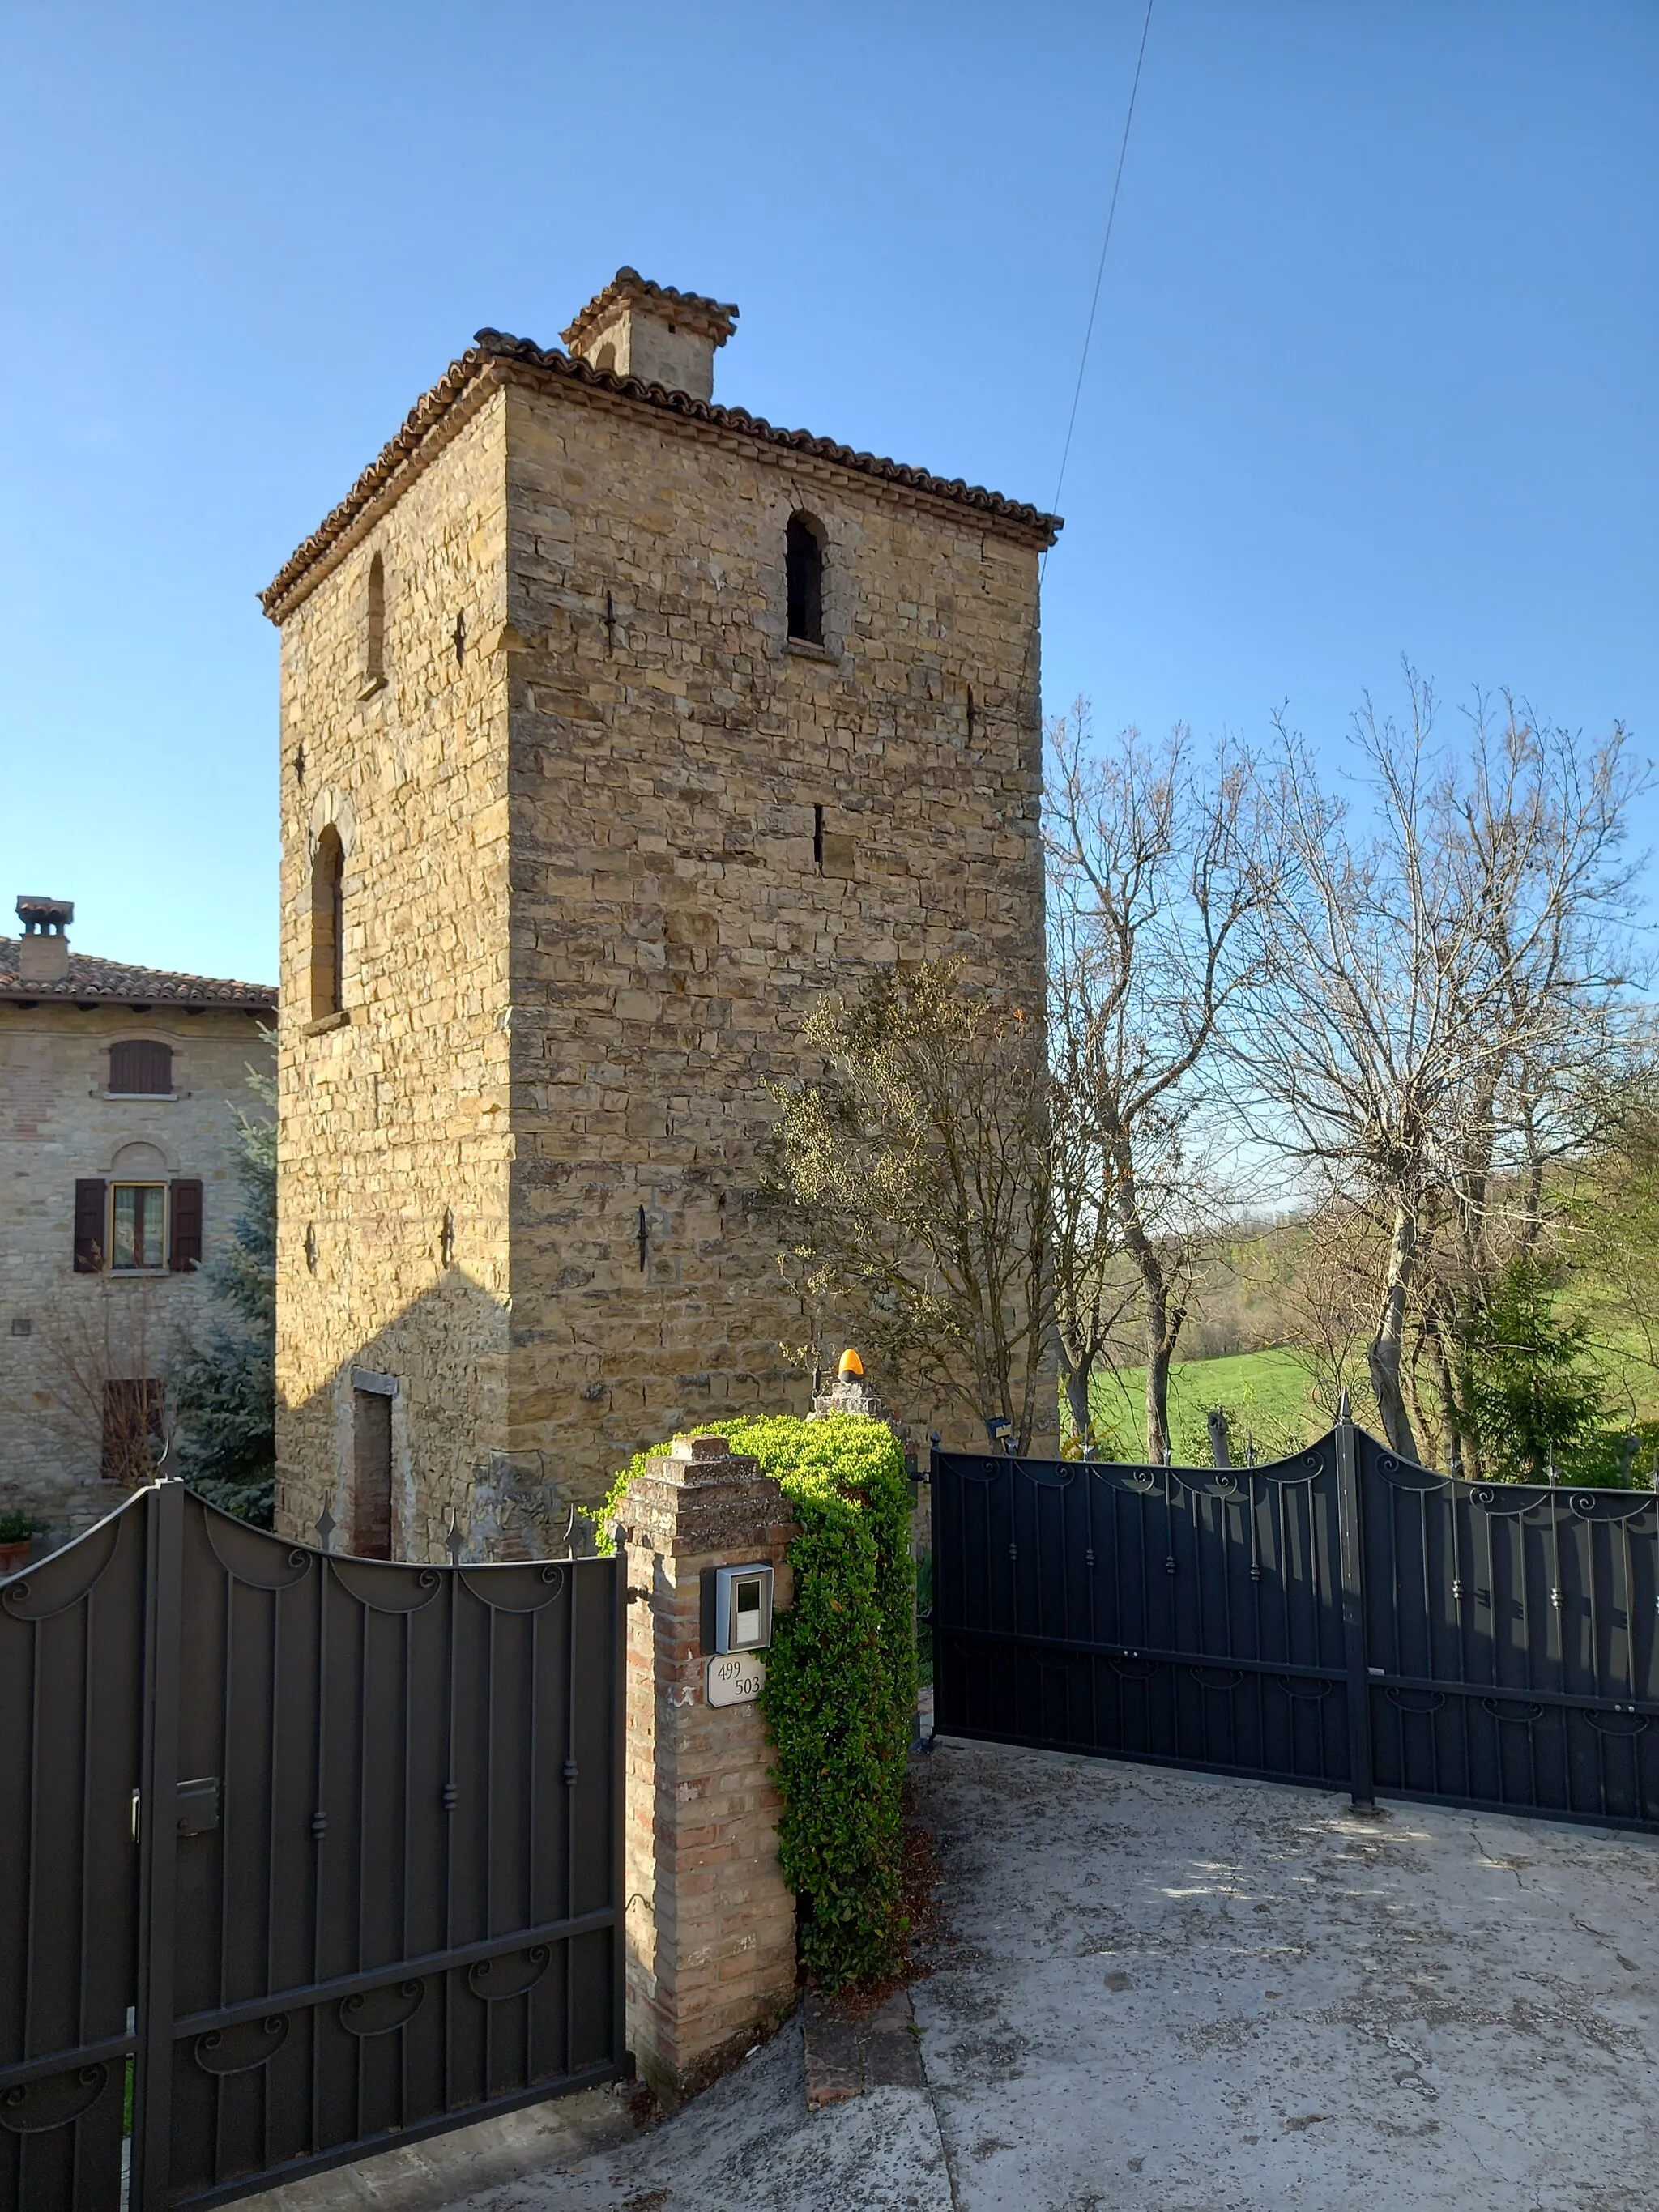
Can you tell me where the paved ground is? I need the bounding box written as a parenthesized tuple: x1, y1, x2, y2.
(260, 2017, 951, 2212)
(262, 1742, 1659, 2211)
(912, 1740, 1659, 2211)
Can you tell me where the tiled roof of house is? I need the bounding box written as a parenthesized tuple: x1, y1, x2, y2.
(261, 330, 1062, 619)
(561, 266, 740, 352)
(0, 938, 275, 1010)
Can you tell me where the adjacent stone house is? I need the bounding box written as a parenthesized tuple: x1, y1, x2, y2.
(262, 268, 1058, 1561)
(0, 897, 275, 1544)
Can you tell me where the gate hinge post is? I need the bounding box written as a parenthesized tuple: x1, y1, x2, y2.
(131, 1477, 186, 2211)
(1333, 1414, 1376, 1812)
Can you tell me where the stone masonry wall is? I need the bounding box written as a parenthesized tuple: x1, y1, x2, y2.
(271, 347, 1051, 1547)
(0, 1003, 273, 1540)
(273, 393, 515, 1558)
(502, 377, 1048, 1494)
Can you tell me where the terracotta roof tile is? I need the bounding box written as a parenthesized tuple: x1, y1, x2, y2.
(0, 938, 275, 1009)
(561, 266, 739, 352)
(261, 331, 1061, 619)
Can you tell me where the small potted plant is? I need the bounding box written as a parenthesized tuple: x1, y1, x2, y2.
(0, 1511, 49, 1576)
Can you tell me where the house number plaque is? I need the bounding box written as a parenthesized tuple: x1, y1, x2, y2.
(706, 1652, 766, 1707)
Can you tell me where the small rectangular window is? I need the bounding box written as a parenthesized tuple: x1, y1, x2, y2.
(109, 1041, 173, 1095)
(110, 1183, 167, 1271)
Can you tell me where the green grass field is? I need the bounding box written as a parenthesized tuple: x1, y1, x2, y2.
(1089, 1347, 1321, 1461)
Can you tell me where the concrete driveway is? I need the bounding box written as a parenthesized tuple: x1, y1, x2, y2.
(264, 1741, 1659, 2212)
(911, 1739, 1659, 2211)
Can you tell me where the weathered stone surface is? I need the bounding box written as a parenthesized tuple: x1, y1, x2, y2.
(271, 288, 1052, 1554)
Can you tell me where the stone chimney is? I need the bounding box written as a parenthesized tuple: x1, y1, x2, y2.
(561, 267, 738, 403)
(15, 896, 72, 984)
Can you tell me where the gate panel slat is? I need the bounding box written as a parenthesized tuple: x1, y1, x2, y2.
(156, 1494, 621, 2208)
(1356, 1434, 1659, 1830)
(932, 1440, 1351, 1792)
(932, 1426, 1659, 1835)
(0, 1498, 148, 2212)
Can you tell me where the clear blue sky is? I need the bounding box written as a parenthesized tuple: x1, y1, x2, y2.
(2, 1, 1653, 986)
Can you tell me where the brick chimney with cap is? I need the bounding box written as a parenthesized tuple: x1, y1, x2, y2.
(15, 896, 72, 985)
(561, 267, 739, 403)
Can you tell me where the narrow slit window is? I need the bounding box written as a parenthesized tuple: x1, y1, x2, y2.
(310, 825, 345, 1021)
(786, 513, 825, 646)
(365, 552, 386, 688)
(813, 804, 825, 871)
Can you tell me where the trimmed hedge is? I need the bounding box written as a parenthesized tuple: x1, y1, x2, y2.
(599, 1413, 915, 1990)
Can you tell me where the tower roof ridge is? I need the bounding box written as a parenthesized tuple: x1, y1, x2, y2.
(259, 331, 1061, 621)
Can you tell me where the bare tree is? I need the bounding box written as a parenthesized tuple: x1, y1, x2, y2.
(1244, 670, 1646, 1461)
(1046, 705, 1280, 1460)
(1281, 1198, 1386, 1428)
(41, 1276, 177, 1489)
(1045, 1027, 1135, 1448)
(762, 962, 1054, 1451)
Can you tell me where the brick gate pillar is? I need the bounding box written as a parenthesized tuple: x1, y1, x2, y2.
(613, 1434, 799, 2106)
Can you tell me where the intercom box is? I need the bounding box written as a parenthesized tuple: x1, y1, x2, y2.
(699, 1562, 774, 1655)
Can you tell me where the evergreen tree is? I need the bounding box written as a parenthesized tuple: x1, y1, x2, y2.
(173, 1054, 275, 1524)
(1459, 1255, 1609, 1483)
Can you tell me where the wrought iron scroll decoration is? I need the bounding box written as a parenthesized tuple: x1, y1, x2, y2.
(192, 2017, 290, 2077)
(339, 1980, 426, 2036)
(467, 1944, 552, 2000)
(0, 1509, 128, 1622)
(201, 1509, 312, 1590)
(0, 2064, 111, 2134)
(326, 1559, 444, 1613)
(458, 1563, 566, 1613)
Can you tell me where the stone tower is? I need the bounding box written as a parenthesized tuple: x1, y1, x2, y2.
(263, 268, 1059, 1559)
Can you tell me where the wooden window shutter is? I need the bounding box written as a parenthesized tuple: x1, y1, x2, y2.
(169, 1179, 203, 1272)
(74, 1179, 107, 1272)
(109, 1039, 173, 1094)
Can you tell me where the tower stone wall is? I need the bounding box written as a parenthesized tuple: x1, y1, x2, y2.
(272, 394, 515, 1554)
(267, 281, 1057, 1555)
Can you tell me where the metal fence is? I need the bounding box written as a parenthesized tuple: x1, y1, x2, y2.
(931, 1417, 1659, 1831)
(0, 1481, 623, 2210)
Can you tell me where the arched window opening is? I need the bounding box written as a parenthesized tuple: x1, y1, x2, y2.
(786, 513, 825, 646)
(109, 1040, 173, 1095)
(310, 825, 345, 1021)
(364, 552, 386, 691)
(594, 343, 616, 375)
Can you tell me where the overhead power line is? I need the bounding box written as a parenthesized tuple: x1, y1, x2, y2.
(1045, 0, 1155, 562)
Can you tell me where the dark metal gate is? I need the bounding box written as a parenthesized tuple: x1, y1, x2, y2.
(932, 1417, 1659, 1832)
(1, 1480, 623, 2210)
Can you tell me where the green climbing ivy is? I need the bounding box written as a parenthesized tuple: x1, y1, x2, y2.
(599, 1413, 915, 1991)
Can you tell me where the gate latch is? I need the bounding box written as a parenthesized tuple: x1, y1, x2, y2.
(176, 1778, 221, 1836)
(130, 1777, 222, 1845)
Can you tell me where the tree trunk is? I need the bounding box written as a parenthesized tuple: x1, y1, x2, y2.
(1111, 1144, 1184, 1462)
(1060, 1350, 1093, 1451)
(1368, 1204, 1420, 1461)
(1419, 1315, 1457, 1473)
(1144, 1296, 1184, 1464)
